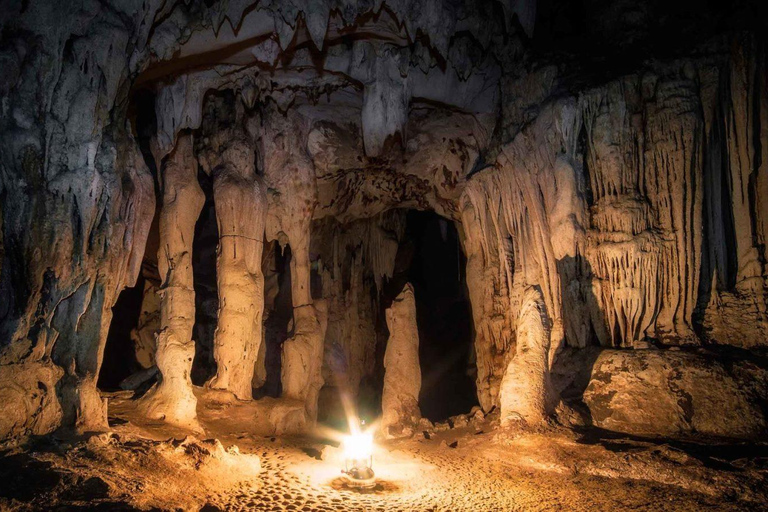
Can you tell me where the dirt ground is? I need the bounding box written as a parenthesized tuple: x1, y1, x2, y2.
(1, 390, 767, 511)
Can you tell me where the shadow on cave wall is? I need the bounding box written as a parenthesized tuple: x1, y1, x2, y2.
(550, 255, 604, 416)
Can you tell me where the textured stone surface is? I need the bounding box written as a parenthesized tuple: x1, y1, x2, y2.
(205, 129, 267, 401)
(0, 0, 766, 445)
(584, 349, 768, 439)
(281, 301, 329, 423)
(138, 134, 204, 427)
(499, 287, 554, 426)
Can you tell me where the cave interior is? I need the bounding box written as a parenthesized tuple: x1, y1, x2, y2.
(1, 0, 768, 510)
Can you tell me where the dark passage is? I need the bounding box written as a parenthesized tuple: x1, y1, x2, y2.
(191, 169, 219, 385)
(383, 210, 478, 423)
(98, 277, 145, 390)
(256, 242, 293, 398)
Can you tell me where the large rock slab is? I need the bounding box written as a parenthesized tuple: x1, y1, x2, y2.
(584, 349, 768, 439)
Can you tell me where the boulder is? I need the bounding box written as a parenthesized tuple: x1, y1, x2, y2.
(584, 349, 768, 439)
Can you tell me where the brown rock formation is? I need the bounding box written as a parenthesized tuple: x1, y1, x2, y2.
(205, 130, 267, 401)
(584, 349, 768, 439)
(281, 301, 329, 423)
(1, 0, 766, 447)
(500, 287, 554, 426)
(138, 134, 204, 426)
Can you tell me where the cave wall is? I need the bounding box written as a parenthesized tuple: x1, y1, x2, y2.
(1, 0, 766, 442)
(462, 35, 768, 410)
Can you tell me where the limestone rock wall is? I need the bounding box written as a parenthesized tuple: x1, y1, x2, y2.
(462, 35, 768, 410)
(1, 0, 766, 443)
(584, 349, 768, 439)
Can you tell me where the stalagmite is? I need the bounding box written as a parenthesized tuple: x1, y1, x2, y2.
(381, 283, 422, 437)
(500, 287, 553, 426)
(138, 134, 204, 427)
(281, 300, 329, 422)
(3, 5, 768, 504)
(206, 131, 267, 401)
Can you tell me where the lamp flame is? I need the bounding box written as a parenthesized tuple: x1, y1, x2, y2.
(342, 431, 373, 462)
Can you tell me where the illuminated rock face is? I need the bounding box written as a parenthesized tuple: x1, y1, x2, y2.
(281, 301, 329, 423)
(138, 134, 204, 427)
(205, 131, 267, 401)
(381, 284, 422, 437)
(499, 287, 553, 426)
(0, 0, 767, 443)
(584, 350, 768, 439)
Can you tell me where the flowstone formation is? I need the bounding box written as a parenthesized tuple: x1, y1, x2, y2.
(499, 287, 553, 426)
(0, 0, 767, 450)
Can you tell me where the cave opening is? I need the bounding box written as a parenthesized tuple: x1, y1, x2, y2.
(382, 210, 478, 423)
(97, 276, 145, 391)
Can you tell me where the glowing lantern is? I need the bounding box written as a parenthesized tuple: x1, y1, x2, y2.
(341, 429, 375, 488)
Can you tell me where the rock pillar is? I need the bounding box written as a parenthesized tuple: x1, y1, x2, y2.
(281, 300, 329, 422)
(499, 286, 553, 426)
(207, 133, 267, 400)
(138, 134, 204, 426)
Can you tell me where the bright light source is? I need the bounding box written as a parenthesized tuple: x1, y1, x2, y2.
(342, 431, 373, 461)
(341, 424, 375, 488)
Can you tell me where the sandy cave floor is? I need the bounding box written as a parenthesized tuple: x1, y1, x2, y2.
(1, 390, 768, 511)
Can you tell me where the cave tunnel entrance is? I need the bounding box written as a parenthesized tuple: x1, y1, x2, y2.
(98, 275, 146, 391)
(382, 210, 478, 423)
(99, 205, 161, 392)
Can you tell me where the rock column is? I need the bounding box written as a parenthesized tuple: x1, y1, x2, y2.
(138, 134, 204, 426)
(207, 133, 267, 400)
(281, 300, 329, 422)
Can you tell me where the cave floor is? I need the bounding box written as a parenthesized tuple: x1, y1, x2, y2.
(1, 392, 767, 511)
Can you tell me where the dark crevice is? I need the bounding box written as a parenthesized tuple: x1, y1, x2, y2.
(129, 89, 159, 192)
(98, 275, 145, 391)
(577, 122, 595, 209)
(191, 169, 219, 385)
(255, 242, 293, 398)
